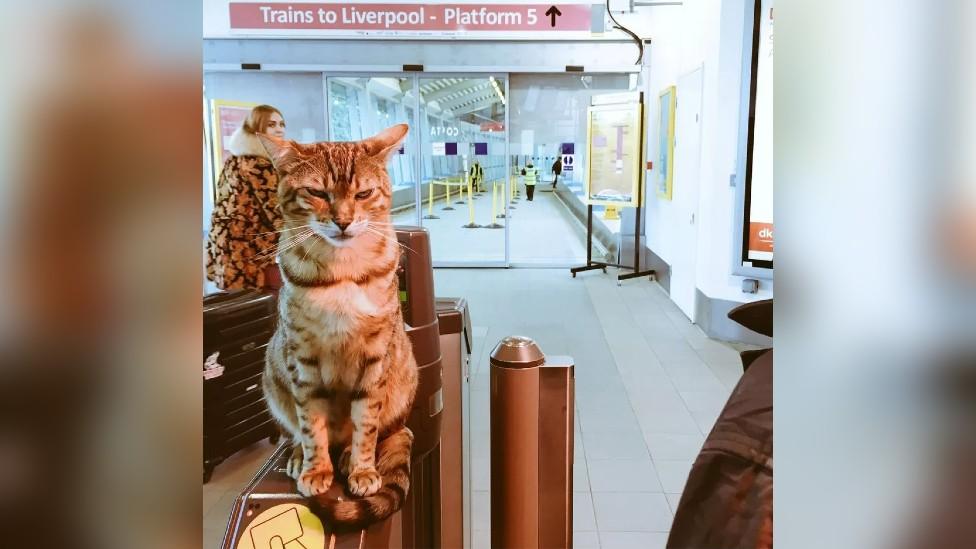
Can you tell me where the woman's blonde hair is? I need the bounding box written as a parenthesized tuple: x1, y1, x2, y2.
(242, 105, 284, 135)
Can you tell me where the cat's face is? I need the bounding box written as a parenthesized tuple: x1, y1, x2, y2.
(260, 125, 408, 249)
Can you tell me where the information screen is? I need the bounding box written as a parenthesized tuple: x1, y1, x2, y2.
(743, 0, 773, 266)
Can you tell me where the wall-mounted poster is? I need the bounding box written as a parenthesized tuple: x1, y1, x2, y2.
(585, 101, 643, 207)
(656, 86, 676, 200)
(209, 99, 257, 177)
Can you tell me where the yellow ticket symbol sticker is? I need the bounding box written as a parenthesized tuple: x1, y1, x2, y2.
(237, 503, 325, 549)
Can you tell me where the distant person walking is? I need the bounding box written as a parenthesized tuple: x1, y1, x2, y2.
(521, 160, 539, 201)
(551, 156, 562, 189)
(469, 160, 484, 192)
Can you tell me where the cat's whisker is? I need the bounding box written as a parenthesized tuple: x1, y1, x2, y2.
(364, 227, 418, 256)
(248, 224, 313, 236)
(254, 230, 314, 260)
(301, 234, 323, 263)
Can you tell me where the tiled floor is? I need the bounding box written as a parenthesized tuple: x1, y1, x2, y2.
(202, 268, 746, 548)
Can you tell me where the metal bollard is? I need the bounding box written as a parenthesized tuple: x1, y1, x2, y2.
(490, 336, 574, 549)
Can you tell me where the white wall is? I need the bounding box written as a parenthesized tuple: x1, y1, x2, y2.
(619, 0, 773, 309)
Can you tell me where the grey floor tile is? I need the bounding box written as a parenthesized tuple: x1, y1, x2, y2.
(582, 429, 650, 460)
(634, 409, 702, 435)
(472, 490, 490, 531)
(665, 493, 683, 514)
(578, 402, 643, 434)
(575, 531, 602, 548)
(574, 491, 598, 531)
(472, 456, 489, 491)
(599, 531, 670, 549)
(706, 359, 745, 390)
(654, 460, 693, 493)
(591, 492, 673, 532)
(587, 459, 663, 492)
(472, 529, 490, 549)
(642, 433, 705, 461)
(691, 408, 723, 436)
(574, 460, 591, 492)
(679, 390, 731, 412)
(665, 371, 729, 393)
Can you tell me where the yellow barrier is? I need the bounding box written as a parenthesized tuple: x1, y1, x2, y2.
(485, 180, 504, 228)
(462, 176, 479, 228)
(442, 179, 455, 211)
(424, 180, 439, 219)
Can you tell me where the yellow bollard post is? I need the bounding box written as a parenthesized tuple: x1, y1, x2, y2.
(509, 176, 518, 208)
(463, 176, 479, 228)
(486, 180, 503, 228)
(455, 177, 466, 205)
(424, 180, 439, 219)
(442, 179, 455, 211)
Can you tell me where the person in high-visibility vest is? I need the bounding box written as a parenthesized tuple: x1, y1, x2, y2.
(469, 161, 484, 192)
(520, 161, 539, 201)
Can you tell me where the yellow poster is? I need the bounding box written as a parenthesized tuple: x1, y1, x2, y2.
(585, 102, 643, 207)
(209, 99, 258, 181)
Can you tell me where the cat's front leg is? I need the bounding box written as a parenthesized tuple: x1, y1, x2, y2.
(347, 390, 383, 496)
(294, 398, 335, 497)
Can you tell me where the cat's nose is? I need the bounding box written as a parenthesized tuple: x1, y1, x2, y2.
(335, 221, 351, 232)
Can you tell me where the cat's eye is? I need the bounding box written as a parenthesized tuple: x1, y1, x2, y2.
(306, 188, 331, 201)
(355, 189, 374, 200)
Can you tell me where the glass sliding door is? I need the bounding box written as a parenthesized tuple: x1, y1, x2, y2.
(325, 73, 509, 266)
(326, 76, 421, 225)
(417, 76, 508, 265)
(507, 74, 637, 266)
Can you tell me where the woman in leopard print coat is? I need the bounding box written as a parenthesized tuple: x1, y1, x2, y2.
(205, 105, 286, 290)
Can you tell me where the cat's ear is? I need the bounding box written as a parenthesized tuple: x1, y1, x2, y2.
(364, 124, 409, 164)
(256, 134, 301, 174)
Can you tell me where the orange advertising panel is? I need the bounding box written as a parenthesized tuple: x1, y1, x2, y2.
(749, 222, 774, 253)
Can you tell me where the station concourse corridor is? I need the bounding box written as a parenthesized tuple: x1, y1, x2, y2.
(203, 268, 748, 549)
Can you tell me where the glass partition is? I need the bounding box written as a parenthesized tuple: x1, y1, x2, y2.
(508, 74, 635, 265)
(418, 76, 508, 265)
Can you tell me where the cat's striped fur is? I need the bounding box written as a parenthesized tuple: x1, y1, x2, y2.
(259, 125, 417, 528)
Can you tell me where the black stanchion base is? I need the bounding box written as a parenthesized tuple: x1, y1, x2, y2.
(485, 223, 504, 229)
(616, 269, 656, 285)
(496, 213, 506, 219)
(442, 206, 456, 211)
(455, 201, 466, 205)
(570, 262, 609, 278)
(462, 223, 481, 228)
(423, 214, 440, 219)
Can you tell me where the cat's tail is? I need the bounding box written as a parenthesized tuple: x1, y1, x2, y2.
(311, 426, 414, 531)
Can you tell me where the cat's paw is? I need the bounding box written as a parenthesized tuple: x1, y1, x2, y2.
(286, 445, 303, 480)
(347, 468, 382, 497)
(337, 446, 352, 477)
(296, 466, 334, 497)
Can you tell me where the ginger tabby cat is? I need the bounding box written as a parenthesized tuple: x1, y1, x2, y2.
(259, 124, 417, 529)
